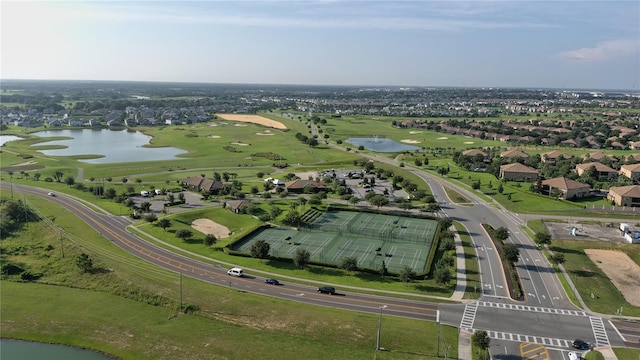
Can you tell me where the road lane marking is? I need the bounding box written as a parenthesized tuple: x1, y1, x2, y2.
(459, 302, 478, 330)
(487, 330, 572, 348)
(590, 316, 610, 347)
(478, 301, 587, 316)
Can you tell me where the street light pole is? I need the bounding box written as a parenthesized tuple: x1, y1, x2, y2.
(376, 305, 387, 351)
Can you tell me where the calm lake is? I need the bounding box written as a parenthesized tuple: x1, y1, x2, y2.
(31, 129, 187, 164)
(0, 339, 115, 360)
(346, 137, 420, 152)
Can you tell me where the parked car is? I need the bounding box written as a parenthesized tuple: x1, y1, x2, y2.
(317, 286, 336, 295)
(227, 267, 244, 277)
(265, 278, 280, 285)
(568, 351, 582, 360)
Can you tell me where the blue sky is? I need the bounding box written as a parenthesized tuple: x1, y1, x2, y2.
(2, 1, 639, 90)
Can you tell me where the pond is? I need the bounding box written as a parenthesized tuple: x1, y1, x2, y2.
(346, 137, 420, 152)
(0, 339, 115, 360)
(0, 135, 23, 146)
(32, 129, 187, 164)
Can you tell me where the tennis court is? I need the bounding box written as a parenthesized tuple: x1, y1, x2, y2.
(233, 210, 439, 274)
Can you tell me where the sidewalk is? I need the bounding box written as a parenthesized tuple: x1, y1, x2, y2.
(590, 347, 618, 360)
(458, 328, 472, 360)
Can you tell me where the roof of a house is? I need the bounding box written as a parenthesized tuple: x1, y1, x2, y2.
(609, 185, 640, 198)
(500, 149, 529, 158)
(542, 177, 590, 190)
(575, 162, 617, 172)
(621, 163, 640, 172)
(499, 163, 538, 173)
(285, 179, 327, 190)
(462, 149, 488, 157)
(182, 176, 224, 190)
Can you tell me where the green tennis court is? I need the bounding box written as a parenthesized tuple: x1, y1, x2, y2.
(233, 210, 439, 274)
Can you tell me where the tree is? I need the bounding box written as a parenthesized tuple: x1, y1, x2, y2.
(139, 201, 152, 213)
(369, 194, 389, 208)
(282, 210, 302, 227)
(502, 243, 520, 264)
(33, 172, 41, 181)
(534, 232, 552, 246)
(434, 265, 452, 286)
(549, 253, 566, 266)
(76, 253, 94, 273)
(143, 213, 157, 223)
(203, 234, 217, 246)
(175, 229, 193, 242)
(158, 218, 171, 231)
(379, 260, 388, 277)
(53, 171, 64, 182)
(293, 248, 311, 269)
(339, 256, 358, 274)
(472, 330, 491, 354)
(250, 239, 270, 261)
(399, 265, 416, 286)
(494, 226, 509, 242)
(64, 176, 75, 186)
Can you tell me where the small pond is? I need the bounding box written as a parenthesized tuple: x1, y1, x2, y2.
(0, 135, 23, 146)
(346, 137, 420, 152)
(32, 129, 187, 164)
(0, 339, 115, 359)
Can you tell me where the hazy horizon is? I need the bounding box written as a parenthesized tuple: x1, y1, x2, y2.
(2, 1, 639, 90)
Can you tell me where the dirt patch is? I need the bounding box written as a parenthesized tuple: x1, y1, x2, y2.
(544, 222, 625, 243)
(584, 249, 640, 307)
(191, 219, 231, 239)
(401, 139, 421, 144)
(216, 114, 287, 129)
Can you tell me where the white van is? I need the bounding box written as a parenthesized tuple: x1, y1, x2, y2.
(227, 267, 244, 277)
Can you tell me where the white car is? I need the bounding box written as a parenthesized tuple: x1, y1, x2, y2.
(47, 192, 56, 197)
(227, 268, 244, 277)
(568, 351, 582, 360)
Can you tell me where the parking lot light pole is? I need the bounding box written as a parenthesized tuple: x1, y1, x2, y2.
(376, 305, 388, 351)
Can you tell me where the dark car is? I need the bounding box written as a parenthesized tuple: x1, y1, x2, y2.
(265, 278, 281, 285)
(317, 286, 336, 294)
(572, 339, 587, 350)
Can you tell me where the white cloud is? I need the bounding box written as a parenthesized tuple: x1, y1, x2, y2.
(558, 39, 640, 63)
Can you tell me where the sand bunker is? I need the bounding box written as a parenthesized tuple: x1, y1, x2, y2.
(256, 131, 274, 135)
(216, 114, 287, 129)
(233, 124, 248, 127)
(191, 219, 231, 239)
(231, 142, 250, 146)
(464, 141, 474, 144)
(437, 137, 449, 140)
(584, 249, 640, 307)
(401, 139, 421, 144)
(409, 131, 422, 134)
(207, 135, 221, 138)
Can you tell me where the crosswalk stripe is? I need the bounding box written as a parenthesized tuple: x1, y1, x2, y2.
(478, 301, 587, 317)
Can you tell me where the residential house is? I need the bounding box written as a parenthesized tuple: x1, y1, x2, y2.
(560, 139, 579, 147)
(541, 150, 571, 164)
(285, 179, 327, 193)
(461, 149, 488, 159)
(582, 151, 610, 163)
(619, 163, 640, 182)
(575, 162, 618, 180)
(181, 176, 224, 193)
(607, 185, 640, 207)
(224, 199, 251, 214)
(499, 163, 538, 182)
(500, 149, 529, 161)
(541, 177, 590, 199)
